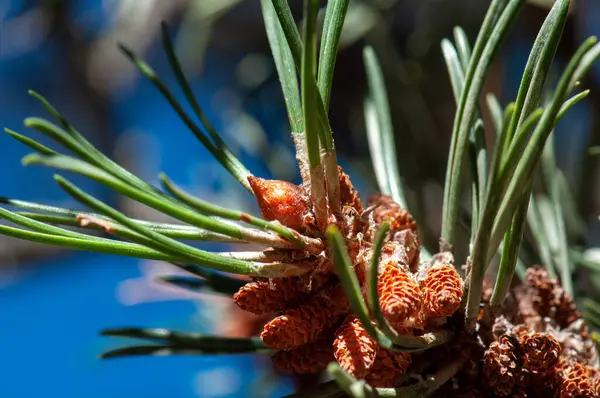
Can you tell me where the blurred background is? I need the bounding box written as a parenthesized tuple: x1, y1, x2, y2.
(2, 0, 600, 397)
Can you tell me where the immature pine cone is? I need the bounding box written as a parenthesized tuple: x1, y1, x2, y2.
(483, 335, 519, 396)
(421, 264, 463, 318)
(248, 176, 311, 232)
(378, 261, 421, 330)
(333, 315, 378, 378)
(554, 359, 596, 398)
(271, 338, 334, 374)
(365, 349, 412, 388)
(368, 195, 418, 235)
(233, 278, 309, 315)
(261, 284, 349, 349)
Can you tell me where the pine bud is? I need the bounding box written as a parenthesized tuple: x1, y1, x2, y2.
(248, 176, 311, 231)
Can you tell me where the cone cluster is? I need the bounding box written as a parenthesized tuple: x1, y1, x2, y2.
(474, 267, 599, 397)
(231, 172, 597, 395)
(231, 171, 464, 387)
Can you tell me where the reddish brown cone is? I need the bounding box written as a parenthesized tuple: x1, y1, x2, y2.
(260, 284, 349, 350)
(248, 176, 310, 231)
(233, 278, 309, 315)
(365, 349, 412, 388)
(378, 261, 421, 330)
(271, 338, 334, 374)
(554, 359, 596, 398)
(333, 315, 378, 378)
(421, 264, 463, 318)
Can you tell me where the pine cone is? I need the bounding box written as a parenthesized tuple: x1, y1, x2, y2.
(421, 264, 463, 318)
(526, 266, 580, 328)
(378, 260, 422, 330)
(483, 335, 519, 396)
(368, 195, 418, 236)
(333, 315, 378, 378)
(554, 359, 596, 398)
(248, 176, 311, 232)
(233, 278, 309, 315)
(365, 348, 412, 388)
(521, 332, 561, 373)
(271, 338, 334, 374)
(261, 284, 349, 349)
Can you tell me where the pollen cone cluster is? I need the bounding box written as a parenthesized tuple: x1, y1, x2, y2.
(230, 171, 464, 387)
(230, 171, 599, 396)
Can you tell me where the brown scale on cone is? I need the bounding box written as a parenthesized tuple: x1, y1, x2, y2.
(482, 335, 520, 396)
(260, 284, 349, 350)
(248, 176, 312, 232)
(365, 348, 412, 388)
(377, 260, 422, 330)
(271, 338, 334, 374)
(333, 315, 378, 378)
(554, 359, 597, 398)
(421, 264, 463, 318)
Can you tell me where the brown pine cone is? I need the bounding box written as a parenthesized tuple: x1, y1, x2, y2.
(233, 278, 310, 315)
(521, 332, 561, 373)
(526, 266, 580, 328)
(365, 348, 412, 388)
(368, 195, 418, 236)
(378, 260, 422, 330)
(421, 264, 463, 318)
(483, 335, 520, 396)
(261, 284, 349, 349)
(333, 315, 378, 378)
(554, 359, 596, 398)
(271, 338, 334, 374)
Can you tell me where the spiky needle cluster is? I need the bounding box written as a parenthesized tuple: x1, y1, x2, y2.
(2, 0, 600, 396)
